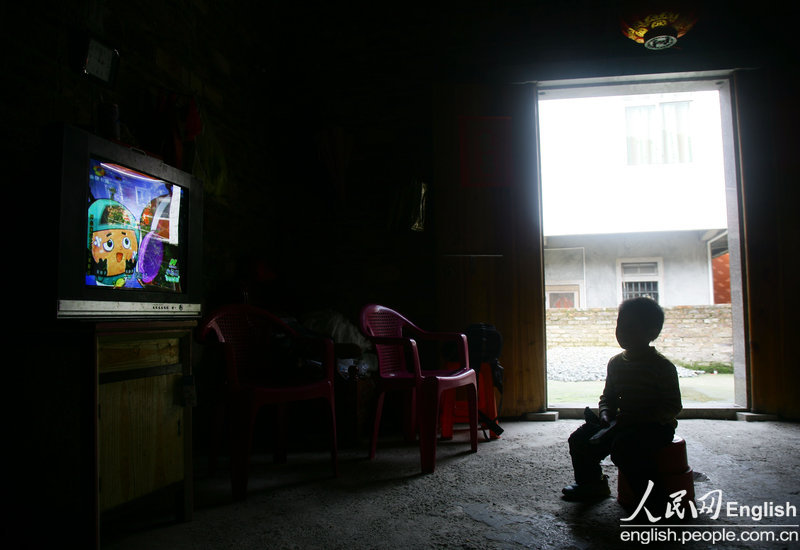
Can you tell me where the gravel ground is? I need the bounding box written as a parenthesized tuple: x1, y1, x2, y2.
(546, 346, 700, 382)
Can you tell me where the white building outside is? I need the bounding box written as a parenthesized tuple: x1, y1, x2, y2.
(539, 88, 729, 309)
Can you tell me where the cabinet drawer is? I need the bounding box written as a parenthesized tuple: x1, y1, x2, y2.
(97, 336, 181, 374)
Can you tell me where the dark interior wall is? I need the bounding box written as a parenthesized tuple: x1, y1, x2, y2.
(5, 5, 795, 405)
(4, 1, 798, 545)
(5, 0, 434, 526)
(6, 6, 446, 543)
(8, 2, 792, 324)
(4, 2, 443, 326)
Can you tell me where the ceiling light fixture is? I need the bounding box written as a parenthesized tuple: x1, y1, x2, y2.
(620, 9, 697, 50)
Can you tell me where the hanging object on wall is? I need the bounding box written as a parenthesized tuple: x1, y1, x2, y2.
(391, 178, 428, 232)
(620, 7, 697, 50)
(409, 179, 427, 232)
(82, 36, 120, 84)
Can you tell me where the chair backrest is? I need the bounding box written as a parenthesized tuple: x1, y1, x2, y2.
(200, 303, 300, 387)
(359, 304, 415, 378)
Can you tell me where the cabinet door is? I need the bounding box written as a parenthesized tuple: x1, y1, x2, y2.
(98, 373, 184, 512)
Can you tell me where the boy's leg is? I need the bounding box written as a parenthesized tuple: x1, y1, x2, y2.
(568, 422, 610, 483)
(563, 422, 612, 500)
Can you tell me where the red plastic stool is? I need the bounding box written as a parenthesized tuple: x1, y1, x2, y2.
(617, 436, 695, 510)
(440, 362, 501, 440)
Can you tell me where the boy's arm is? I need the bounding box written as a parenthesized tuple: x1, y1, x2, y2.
(659, 361, 683, 422)
(598, 359, 618, 422)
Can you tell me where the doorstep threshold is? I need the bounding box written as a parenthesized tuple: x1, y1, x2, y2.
(545, 405, 749, 421)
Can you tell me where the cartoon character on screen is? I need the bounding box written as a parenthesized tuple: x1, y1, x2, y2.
(87, 199, 141, 287)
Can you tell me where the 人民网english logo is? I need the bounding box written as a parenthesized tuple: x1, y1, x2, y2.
(619, 480, 799, 546)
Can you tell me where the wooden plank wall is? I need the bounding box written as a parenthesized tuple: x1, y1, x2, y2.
(434, 83, 546, 416)
(735, 68, 798, 419)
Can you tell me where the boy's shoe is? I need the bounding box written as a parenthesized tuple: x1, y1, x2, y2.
(561, 475, 611, 501)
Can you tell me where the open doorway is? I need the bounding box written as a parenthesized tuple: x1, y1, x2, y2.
(537, 75, 746, 410)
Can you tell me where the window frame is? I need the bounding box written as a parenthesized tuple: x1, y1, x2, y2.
(545, 283, 582, 309)
(616, 257, 664, 304)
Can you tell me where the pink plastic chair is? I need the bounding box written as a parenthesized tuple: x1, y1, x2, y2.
(359, 304, 478, 473)
(199, 304, 338, 499)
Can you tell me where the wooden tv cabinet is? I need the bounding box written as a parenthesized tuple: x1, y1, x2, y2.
(93, 319, 196, 543)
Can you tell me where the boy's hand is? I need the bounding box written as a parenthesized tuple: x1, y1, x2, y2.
(599, 410, 612, 427)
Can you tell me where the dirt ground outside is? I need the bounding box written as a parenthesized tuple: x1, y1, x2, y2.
(549, 373, 735, 406)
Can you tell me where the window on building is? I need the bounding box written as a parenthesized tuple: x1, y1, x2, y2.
(618, 259, 662, 303)
(626, 101, 692, 165)
(622, 280, 659, 302)
(545, 284, 581, 309)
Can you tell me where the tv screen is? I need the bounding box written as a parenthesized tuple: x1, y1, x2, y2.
(86, 158, 185, 292)
(56, 125, 202, 319)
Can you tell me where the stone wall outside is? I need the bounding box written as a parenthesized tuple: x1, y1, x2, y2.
(546, 304, 733, 365)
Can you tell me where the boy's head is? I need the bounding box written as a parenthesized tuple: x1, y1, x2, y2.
(615, 297, 664, 351)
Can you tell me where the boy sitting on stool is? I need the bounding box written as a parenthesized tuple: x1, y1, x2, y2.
(562, 297, 682, 505)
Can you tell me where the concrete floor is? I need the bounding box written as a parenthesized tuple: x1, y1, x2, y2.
(102, 418, 800, 550)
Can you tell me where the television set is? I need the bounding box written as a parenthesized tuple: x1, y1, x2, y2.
(55, 125, 203, 319)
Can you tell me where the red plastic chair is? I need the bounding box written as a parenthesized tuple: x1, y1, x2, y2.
(199, 304, 338, 499)
(359, 304, 478, 473)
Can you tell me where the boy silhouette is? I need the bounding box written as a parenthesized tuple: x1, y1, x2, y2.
(562, 297, 682, 505)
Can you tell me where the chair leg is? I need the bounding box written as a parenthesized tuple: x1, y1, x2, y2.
(466, 382, 479, 453)
(230, 400, 257, 500)
(327, 394, 339, 477)
(440, 389, 455, 440)
(208, 401, 226, 475)
(274, 404, 288, 464)
(369, 392, 386, 460)
(418, 380, 439, 474)
(402, 388, 417, 443)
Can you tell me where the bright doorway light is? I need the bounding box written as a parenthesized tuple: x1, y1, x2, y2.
(538, 78, 740, 409)
(539, 89, 726, 236)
